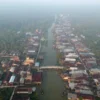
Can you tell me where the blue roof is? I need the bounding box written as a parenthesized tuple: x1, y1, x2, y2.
(35, 62, 40, 67)
(9, 75, 15, 83)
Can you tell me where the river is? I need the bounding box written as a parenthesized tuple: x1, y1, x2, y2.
(39, 23, 67, 100)
(42, 23, 57, 66)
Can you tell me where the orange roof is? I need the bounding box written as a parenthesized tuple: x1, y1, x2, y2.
(23, 57, 34, 66)
(11, 56, 20, 61)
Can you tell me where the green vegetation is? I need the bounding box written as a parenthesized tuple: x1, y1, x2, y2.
(95, 97, 100, 100)
(0, 16, 53, 59)
(0, 88, 13, 100)
(71, 14, 100, 60)
(79, 97, 83, 100)
(30, 92, 39, 100)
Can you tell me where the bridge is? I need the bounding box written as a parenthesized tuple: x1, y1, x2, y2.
(0, 55, 13, 58)
(39, 66, 64, 70)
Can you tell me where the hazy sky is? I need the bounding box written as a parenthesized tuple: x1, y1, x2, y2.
(0, 0, 100, 21)
(0, 0, 100, 6)
(0, 0, 100, 19)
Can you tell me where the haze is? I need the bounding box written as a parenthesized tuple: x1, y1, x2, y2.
(0, 0, 100, 5)
(1, 0, 100, 100)
(0, 0, 100, 18)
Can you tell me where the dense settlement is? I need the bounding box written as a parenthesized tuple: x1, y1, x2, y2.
(0, 15, 100, 100)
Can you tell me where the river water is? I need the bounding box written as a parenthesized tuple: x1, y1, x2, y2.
(39, 23, 67, 100)
(42, 23, 57, 66)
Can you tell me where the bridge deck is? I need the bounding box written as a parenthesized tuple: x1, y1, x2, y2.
(39, 66, 64, 70)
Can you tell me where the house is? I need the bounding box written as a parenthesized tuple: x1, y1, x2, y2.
(68, 93, 77, 100)
(25, 32, 33, 36)
(97, 91, 100, 97)
(15, 87, 32, 94)
(69, 70, 87, 76)
(32, 87, 36, 92)
(35, 62, 40, 67)
(10, 56, 20, 62)
(3, 72, 12, 84)
(20, 77, 24, 85)
(69, 82, 77, 90)
(65, 58, 76, 63)
(9, 67, 15, 73)
(25, 72, 32, 84)
(14, 74, 20, 85)
(77, 94, 94, 100)
(23, 57, 34, 66)
(9, 75, 16, 84)
(32, 72, 42, 84)
(75, 89, 93, 95)
(90, 68, 100, 75)
(65, 53, 79, 58)
(63, 48, 74, 53)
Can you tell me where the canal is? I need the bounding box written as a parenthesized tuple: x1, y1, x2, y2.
(42, 23, 57, 66)
(40, 71, 67, 100)
(39, 23, 67, 100)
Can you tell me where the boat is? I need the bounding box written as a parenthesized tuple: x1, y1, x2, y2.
(40, 89, 44, 95)
(61, 92, 65, 97)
